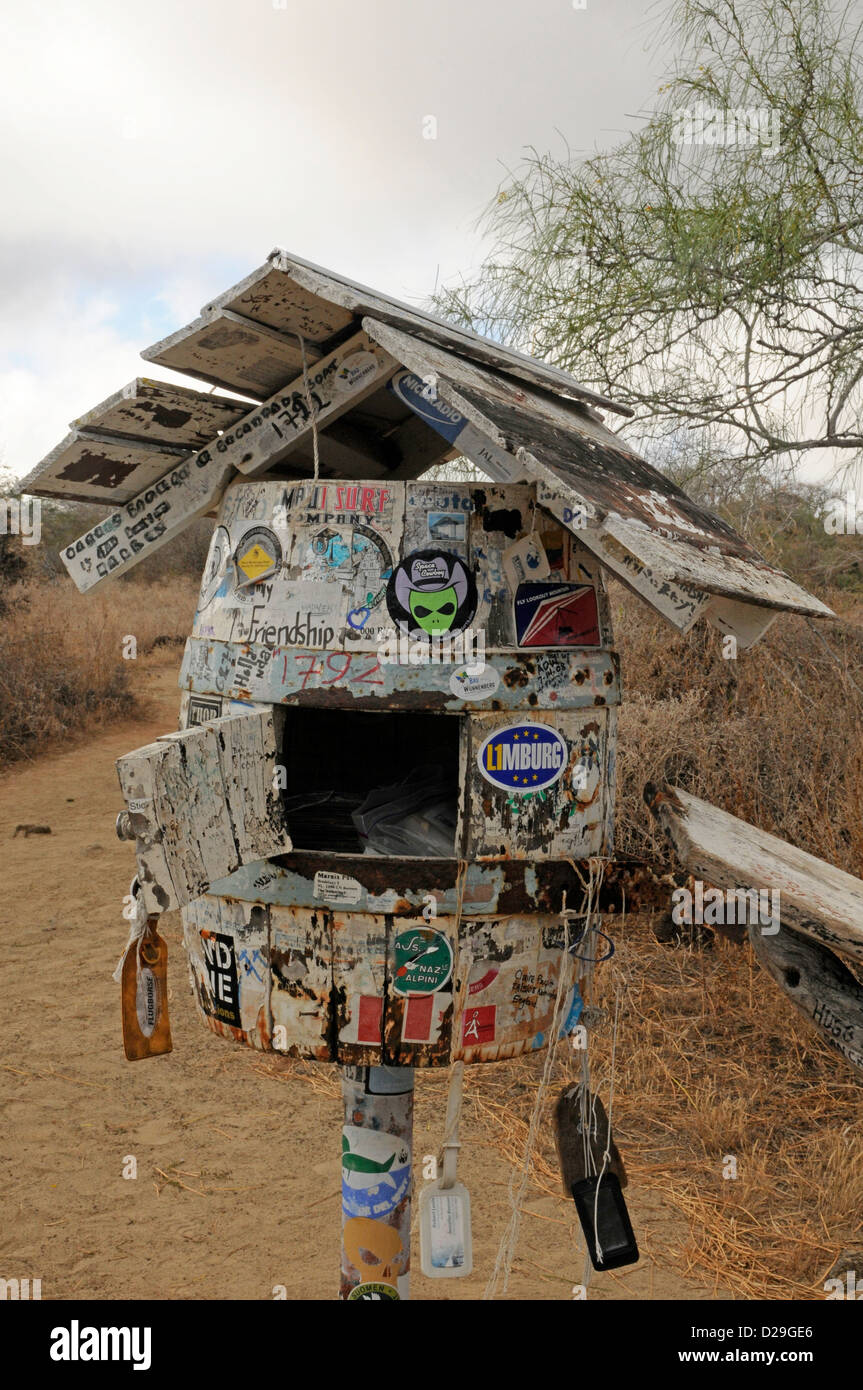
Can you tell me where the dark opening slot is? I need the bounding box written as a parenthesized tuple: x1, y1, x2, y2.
(280, 707, 460, 857)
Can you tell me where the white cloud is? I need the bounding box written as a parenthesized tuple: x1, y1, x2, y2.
(0, 0, 672, 478)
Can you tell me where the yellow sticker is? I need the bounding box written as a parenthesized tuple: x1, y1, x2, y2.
(237, 542, 275, 580)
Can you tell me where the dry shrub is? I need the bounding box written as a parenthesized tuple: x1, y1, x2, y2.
(581, 916, 863, 1297)
(0, 578, 198, 765)
(611, 581, 863, 874)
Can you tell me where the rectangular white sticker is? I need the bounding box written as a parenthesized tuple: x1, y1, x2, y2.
(313, 870, 362, 905)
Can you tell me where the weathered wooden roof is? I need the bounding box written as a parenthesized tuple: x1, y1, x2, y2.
(193, 248, 632, 415)
(21, 248, 833, 638)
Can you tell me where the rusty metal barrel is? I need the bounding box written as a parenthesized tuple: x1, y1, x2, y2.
(176, 477, 619, 1067)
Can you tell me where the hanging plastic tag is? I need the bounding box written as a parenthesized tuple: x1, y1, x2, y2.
(571, 1173, 639, 1271)
(120, 917, 172, 1061)
(419, 1180, 473, 1278)
(554, 1084, 628, 1191)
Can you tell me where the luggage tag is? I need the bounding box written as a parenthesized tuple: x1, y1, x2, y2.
(114, 879, 172, 1061)
(419, 1180, 473, 1279)
(419, 1066, 473, 1279)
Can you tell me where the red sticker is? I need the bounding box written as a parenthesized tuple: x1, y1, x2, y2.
(469, 967, 499, 996)
(356, 995, 383, 1044)
(461, 1005, 496, 1045)
(402, 994, 435, 1043)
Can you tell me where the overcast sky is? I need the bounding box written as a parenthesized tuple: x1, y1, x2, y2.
(0, 0, 674, 480)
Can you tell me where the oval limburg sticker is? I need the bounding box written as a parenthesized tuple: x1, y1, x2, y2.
(477, 721, 568, 794)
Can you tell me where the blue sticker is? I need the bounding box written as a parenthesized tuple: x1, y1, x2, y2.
(559, 982, 584, 1037)
(476, 721, 568, 794)
(388, 370, 468, 445)
(341, 1125, 411, 1219)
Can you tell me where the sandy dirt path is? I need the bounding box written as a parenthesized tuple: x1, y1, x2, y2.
(1, 649, 719, 1301)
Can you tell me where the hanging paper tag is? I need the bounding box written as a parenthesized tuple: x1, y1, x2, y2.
(120, 918, 172, 1061)
(502, 535, 550, 591)
(419, 1181, 473, 1278)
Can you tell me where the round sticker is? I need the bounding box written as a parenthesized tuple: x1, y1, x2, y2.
(392, 927, 453, 996)
(347, 1283, 400, 1301)
(449, 665, 500, 701)
(386, 550, 477, 638)
(233, 526, 282, 586)
(476, 721, 569, 794)
(198, 525, 230, 610)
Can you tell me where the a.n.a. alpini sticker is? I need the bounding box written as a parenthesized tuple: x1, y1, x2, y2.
(392, 927, 453, 996)
(477, 722, 568, 794)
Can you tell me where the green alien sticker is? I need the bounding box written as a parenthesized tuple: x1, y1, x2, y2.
(409, 585, 459, 634)
(387, 550, 477, 638)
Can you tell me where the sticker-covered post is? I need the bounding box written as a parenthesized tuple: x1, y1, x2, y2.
(340, 1066, 414, 1301)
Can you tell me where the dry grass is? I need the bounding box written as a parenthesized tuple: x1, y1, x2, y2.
(612, 582, 863, 874)
(4, 561, 863, 1299)
(0, 578, 198, 765)
(261, 913, 863, 1300)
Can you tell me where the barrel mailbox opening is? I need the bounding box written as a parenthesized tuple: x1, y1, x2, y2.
(279, 705, 461, 857)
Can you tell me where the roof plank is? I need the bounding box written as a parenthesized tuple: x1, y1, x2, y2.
(363, 316, 833, 625)
(203, 261, 355, 342)
(202, 248, 633, 417)
(141, 308, 320, 399)
(70, 377, 251, 447)
(20, 430, 190, 506)
(60, 449, 234, 591)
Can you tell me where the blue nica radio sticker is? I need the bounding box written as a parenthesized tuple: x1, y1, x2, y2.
(388, 369, 468, 444)
(477, 721, 569, 794)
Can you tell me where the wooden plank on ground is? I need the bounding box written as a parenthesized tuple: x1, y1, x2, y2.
(644, 783, 863, 962)
(750, 922, 863, 1075)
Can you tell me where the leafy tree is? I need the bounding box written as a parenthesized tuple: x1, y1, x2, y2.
(436, 0, 863, 496)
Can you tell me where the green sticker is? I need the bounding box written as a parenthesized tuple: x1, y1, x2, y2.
(393, 928, 453, 996)
(347, 1282, 400, 1300)
(409, 585, 459, 634)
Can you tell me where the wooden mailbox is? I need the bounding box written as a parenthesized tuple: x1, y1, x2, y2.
(25, 248, 857, 1300)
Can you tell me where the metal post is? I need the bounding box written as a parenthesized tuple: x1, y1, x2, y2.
(340, 1065, 414, 1301)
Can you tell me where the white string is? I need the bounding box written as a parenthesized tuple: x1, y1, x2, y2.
(483, 870, 592, 1300)
(295, 333, 320, 482)
(112, 877, 149, 982)
(564, 856, 609, 1289)
(439, 861, 469, 1186)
